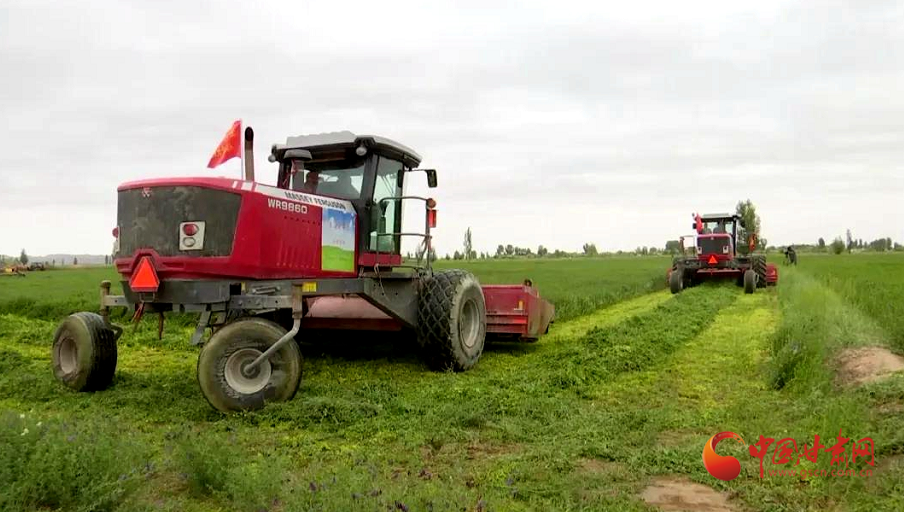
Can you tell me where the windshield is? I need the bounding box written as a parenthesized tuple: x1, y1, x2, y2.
(701, 219, 734, 235)
(291, 157, 365, 200)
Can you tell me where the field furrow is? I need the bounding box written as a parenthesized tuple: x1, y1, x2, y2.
(665, 292, 776, 411)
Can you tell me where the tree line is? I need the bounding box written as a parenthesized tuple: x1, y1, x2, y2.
(1, 249, 117, 267)
(789, 233, 900, 255)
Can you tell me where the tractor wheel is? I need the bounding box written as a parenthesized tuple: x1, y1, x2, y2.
(197, 317, 302, 412)
(752, 256, 768, 288)
(669, 268, 683, 294)
(743, 269, 757, 294)
(417, 269, 487, 371)
(52, 312, 118, 391)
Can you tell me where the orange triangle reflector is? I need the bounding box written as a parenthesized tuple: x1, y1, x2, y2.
(707, 255, 718, 265)
(130, 256, 160, 293)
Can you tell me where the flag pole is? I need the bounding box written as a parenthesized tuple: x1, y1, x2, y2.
(239, 120, 244, 180)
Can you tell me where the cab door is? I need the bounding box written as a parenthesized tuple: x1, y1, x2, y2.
(367, 156, 403, 255)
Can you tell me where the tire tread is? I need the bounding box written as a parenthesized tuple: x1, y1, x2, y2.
(417, 270, 485, 371)
(752, 255, 768, 288)
(53, 312, 118, 391)
(197, 316, 302, 412)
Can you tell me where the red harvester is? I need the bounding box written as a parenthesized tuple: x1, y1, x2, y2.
(52, 129, 554, 412)
(667, 212, 778, 294)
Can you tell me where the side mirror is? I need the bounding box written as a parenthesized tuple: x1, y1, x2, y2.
(406, 168, 438, 188)
(396, 169, 405, 188)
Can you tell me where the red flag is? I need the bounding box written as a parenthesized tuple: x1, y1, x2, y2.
(207, 120, 242, 168)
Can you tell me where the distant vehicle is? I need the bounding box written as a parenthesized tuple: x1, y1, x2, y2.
(2, 266, 26, 277)
(27, 262, 46, 271)
(667, 212, 778, 294)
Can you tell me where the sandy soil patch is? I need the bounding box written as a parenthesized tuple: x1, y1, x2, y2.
(640, 476, 734, 512)
(837, 347, 904, 386)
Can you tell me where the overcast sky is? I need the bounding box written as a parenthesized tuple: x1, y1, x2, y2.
(2, 0, 902, 257)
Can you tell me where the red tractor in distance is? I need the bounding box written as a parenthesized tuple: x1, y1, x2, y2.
(51, 129, 554, 412)
(667, 212, 777, 294)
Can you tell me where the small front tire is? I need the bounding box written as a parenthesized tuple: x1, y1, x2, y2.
(52, 312, 118, 391)
(197, 317, 302, 412)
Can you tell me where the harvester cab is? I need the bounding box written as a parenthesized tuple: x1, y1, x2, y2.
(667, 211, 778, 295)
(693, 213, 742, 263)
(52, 129, 554, 413)
(269, 132, 436, 267)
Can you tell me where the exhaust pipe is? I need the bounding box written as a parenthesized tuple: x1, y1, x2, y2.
(243, 126, 255, 182)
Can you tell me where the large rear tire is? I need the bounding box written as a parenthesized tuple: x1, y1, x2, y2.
(52, 312, 118, 391)
(417, 270, 487, 371)
(197, 317, 302, 412)
(743, 269, 757, 294)
(669, 268, 683, 294)
(752, 255, 768, 288)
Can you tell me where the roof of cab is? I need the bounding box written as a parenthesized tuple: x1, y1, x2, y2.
(273, 131, 422, 167)
(699, 213, 737, 220)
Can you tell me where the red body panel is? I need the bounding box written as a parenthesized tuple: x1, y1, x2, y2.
(115, 177, 358, 280)
(765, 263, 779, 285)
